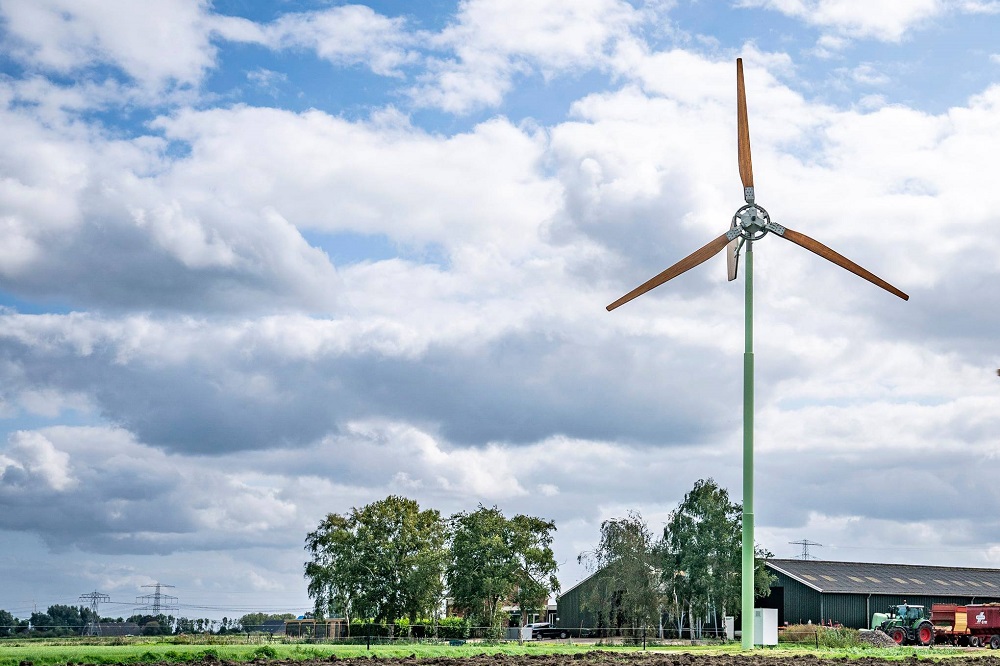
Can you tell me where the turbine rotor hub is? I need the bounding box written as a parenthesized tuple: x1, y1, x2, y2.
(733, 203, 771, 241)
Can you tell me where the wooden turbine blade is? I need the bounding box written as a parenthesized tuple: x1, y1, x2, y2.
(737, 58, 754, 190)
(727, 236, 738, 281)
(607, 233, 731, 311)
(779, 227, 909, 301)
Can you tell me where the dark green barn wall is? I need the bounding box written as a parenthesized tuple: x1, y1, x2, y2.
(556, 576, 599, 630)
(768, 570, 821, 625)
(822, 594, 1000, 629)
(561, 563, 1000, 632)
(768, 569, 1000, 628)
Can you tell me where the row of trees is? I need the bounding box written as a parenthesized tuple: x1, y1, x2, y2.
(304, 496, 559, 637)
(0, 606, 294, 637)
(579, 478, 774, 637)
(0, 605, 99, 637)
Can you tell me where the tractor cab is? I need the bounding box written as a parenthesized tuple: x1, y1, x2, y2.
(897, 604, 926, 622)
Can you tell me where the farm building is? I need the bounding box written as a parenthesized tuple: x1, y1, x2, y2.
(97, 622, 140, 636)
(556, 559, 1000, 633)
(763, 559, 1000, 629)
(556, 570, 609, 631)
(283, 617, 347, 638)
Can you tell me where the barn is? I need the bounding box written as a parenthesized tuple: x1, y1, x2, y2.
(556, 559, 1000, 634)
(762, 559, 1000, 629)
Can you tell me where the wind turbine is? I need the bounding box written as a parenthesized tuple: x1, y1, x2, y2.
(606, 58, 908, 649)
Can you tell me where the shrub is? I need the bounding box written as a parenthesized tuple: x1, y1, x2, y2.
(780, 624, 863, 647)
(817, 626, 863, 648)
(436, 617, 470, 640)
(251, 645, 278, 660)
(348, 620, 389, 637)
(779, 624, 818, 643)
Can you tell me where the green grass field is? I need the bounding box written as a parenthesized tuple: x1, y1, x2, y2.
(0, 641, 613, 666)
(0, 638, 985, 666)
(0, 640, 601, 666)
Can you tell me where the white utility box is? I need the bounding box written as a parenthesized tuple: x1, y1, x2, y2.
(724, 616, 735, 640)
(753, 608, 778, 646)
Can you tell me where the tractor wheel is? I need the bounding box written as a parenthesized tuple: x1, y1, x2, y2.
(990, 635, 1000, 650)
(889, 627, 907, 644)
(970, 636, 981, 648)
(559, 631, 568, 639)
(916, 622, 934, 646)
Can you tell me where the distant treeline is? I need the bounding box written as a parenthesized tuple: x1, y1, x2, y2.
(0, 606, 295, 637)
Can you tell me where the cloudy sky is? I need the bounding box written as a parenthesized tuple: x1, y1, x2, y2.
(1, 0, 999, 621)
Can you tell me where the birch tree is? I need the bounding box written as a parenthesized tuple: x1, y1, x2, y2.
(578, 511, 661, 636)
(660, 478, 774, 638)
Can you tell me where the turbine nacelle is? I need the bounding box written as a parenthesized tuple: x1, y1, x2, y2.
(732, 203, 772, 242)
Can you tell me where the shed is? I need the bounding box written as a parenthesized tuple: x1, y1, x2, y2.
(97, 622, 140, 636)
(556, 571, 602, 631)
(764, 559, 1000, 629)
(283, 617, 347, 638)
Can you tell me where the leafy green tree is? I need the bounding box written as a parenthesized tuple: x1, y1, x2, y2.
(447, 506, 559, 637)
(127, 614, 173, 635)
(0, 609, 16, 637)
(305, 495, 447, 635)
(509, 514, 561, 625)
(175, 617, 196, 634)
(238, 612, 295, 632)
(44, 605, 84, 635)
(660, 478, 775, 638)
(578, 511, 660, 636)
(28, 611, 54, 635)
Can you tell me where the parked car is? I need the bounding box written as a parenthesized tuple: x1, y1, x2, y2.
(530, 622, 569, 639)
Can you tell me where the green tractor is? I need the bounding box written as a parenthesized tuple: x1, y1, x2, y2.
(871, 603, 935, 646)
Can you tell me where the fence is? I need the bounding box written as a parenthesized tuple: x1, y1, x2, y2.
(0, 623, 741, 646)
(267, 623, 734, 645)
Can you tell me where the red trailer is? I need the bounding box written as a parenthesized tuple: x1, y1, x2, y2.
(967, 605, 1000, 649)
(931, 604, 971, 646)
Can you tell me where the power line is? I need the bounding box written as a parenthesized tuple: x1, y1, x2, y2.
(824, 544, 998, 553)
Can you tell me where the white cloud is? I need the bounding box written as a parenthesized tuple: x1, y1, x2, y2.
(0, 426, 312, 553)
(737, 0, 942, 42)
(150, 106, 561, 259)
(131, 201, 239, 269)
(958, 0, 1000, 13)
(0, 0, 221, 90)
(848, 63, 890, 85)
(411, 0, 644, 113)
(0, 2, 416, 101)
(246, 68, 287, 97)
(0, 431, 75, 491)
(260, 5, 417, 77)
(0, 93, 342, 311)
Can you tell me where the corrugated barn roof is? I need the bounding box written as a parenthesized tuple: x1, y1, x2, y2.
(767, 559, 1000, 597)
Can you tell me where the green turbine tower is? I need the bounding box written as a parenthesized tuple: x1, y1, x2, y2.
(606, 58, 909, 649)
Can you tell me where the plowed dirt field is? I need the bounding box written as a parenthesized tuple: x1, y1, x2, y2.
(104, 651, 1000, 666)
